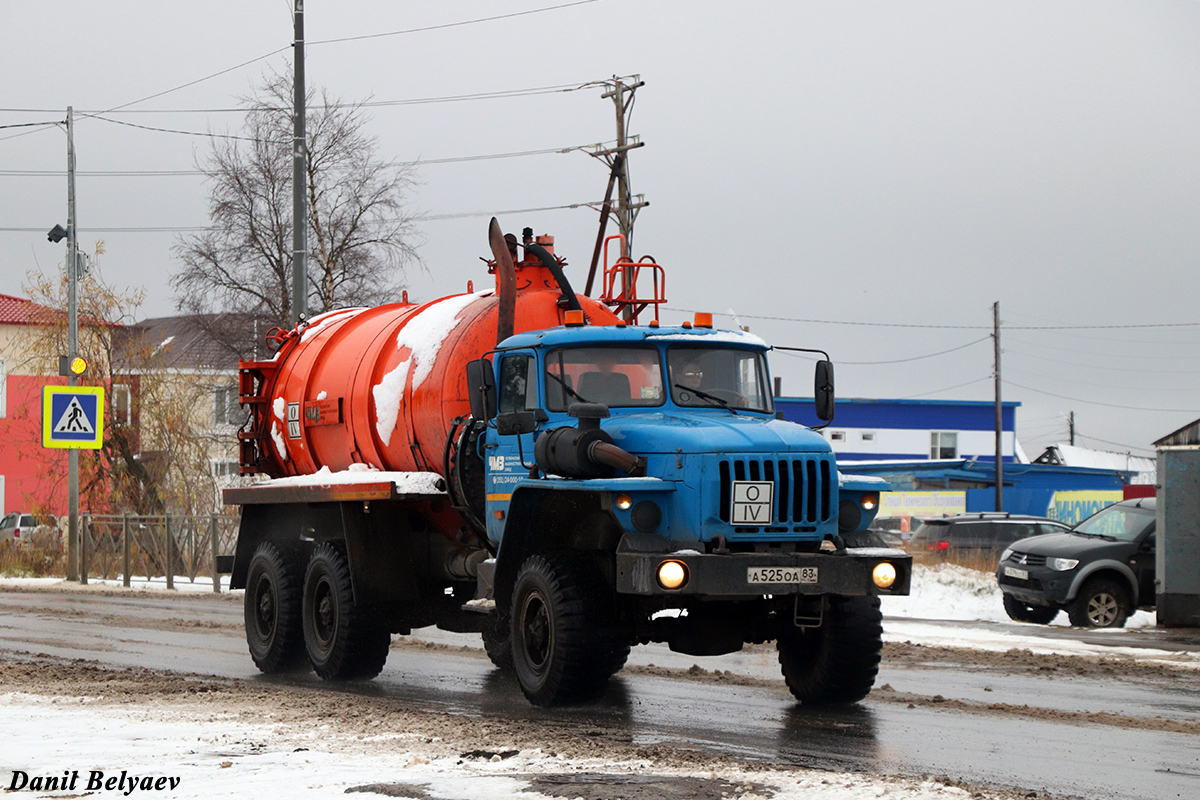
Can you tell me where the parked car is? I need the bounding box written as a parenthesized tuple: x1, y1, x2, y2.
(0, 512, 63, 549)
(997, 497, 1156, 628)
(909, 513, 1070, 566)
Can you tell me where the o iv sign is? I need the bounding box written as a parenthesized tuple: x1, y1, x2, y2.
(42, 385, 105, 449)
(731, 480, 774, 525)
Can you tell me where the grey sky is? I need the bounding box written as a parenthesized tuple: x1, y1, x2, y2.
(3, 1, 1198, 457)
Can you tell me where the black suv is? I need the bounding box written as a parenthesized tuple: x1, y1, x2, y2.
(909, 513, 1070, 566)
(997, 497, 1156, 628)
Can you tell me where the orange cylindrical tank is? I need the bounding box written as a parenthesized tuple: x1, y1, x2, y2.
(250, 255, 621, 478)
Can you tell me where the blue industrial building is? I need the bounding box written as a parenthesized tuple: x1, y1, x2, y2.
(775, 397, 1139, 518)
(775, 397, 1023, 462)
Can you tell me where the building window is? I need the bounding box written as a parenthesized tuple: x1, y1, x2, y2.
(112, 384, 132, 425)
(0, 357, 6, 418)
(829, 431, 846, 442)
(930, 431, 958, 459)
(211, 460, 239, 478)
(213, 385, 240, 426)
(861, 432, 875, 442)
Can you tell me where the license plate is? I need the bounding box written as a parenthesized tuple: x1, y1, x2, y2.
(1004, 565, 1029, 580)
(747, 566, 818, 585)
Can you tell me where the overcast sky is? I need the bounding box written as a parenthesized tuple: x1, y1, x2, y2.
(4, 1, 1199, 457)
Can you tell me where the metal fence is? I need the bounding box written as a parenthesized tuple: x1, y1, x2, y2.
(79, 513, 239, 592)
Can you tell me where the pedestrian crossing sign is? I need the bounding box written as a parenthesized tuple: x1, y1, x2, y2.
(42, 385, 105, 449)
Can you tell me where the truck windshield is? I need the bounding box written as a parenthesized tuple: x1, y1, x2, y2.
(667, 346, 773, 413)
(544, 346, 665, 411)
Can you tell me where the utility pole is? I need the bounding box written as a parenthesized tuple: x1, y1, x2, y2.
(66, 106, 80, 581)
(592, 76, 647, 320)
(1068, 411, 1075, 446)
(993, 302, 1003, 512)
(291, 0, 308, 326)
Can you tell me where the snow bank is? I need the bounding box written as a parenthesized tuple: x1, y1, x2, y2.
(260, 466, 444, 494)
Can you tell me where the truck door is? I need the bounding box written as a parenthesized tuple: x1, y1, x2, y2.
(486, 351, 540, 541)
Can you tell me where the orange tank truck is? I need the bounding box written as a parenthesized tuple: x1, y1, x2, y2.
(223, 222, 911, 709)
(237, 233, 622, 482)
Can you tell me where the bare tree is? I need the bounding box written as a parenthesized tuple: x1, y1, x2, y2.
(172, 71, 420, 358)
(8, 263, 226, 517)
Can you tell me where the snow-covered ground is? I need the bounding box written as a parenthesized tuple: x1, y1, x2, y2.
(0, 567, 1190, 800)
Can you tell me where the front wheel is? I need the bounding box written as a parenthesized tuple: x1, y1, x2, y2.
(1067, 578, 1129, 628)
(511, 555, 619, 706)
(244, 542, 305, 673)
(778, 595, 882, 705)
(1002, 594, 1059, 625)
(302, 542, 390, 680)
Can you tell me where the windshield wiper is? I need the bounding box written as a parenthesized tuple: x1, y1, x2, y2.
(674, 384, 738, 415)
(547, 371, 589, 404)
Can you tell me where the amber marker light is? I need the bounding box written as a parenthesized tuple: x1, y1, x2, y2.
(872, 562, 897, 589)
(860, 493, 878, 511)
(614, 493, 633, 511)
(657, 560, 689, 590)
(564, 309, 586, 327)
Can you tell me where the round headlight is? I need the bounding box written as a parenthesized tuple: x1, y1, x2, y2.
(657, 560, 689, 590)
(872, 562, 897, 589)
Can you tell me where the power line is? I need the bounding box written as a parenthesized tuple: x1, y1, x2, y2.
(0, 142, 604, 177)
(94, 2, 601, 114)
(308, 1, 600, 46)
(1004, 379, 1197, 413)
(667, 307, 1200, 332)
(0, 81, 603, 116)
(0, 199, 604, 233)
(82, 114, 285, 143)
(897, 377, 992, 399)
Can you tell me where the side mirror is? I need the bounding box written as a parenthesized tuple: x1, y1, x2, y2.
(466, 358, 497, 420)
(814, 360, 835, 422)
(496, 409, 548, 436)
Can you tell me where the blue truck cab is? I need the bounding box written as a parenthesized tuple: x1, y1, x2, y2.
(463, 320, 911, 706)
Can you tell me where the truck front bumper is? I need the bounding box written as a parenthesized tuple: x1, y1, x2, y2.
(616, 546, 912, 597)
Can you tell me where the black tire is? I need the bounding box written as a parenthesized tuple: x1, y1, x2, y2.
(1002, 594, 1059, 625)
(481, 614, 514, 671)
(302, 542, 391, 680)
(777, 595, 883, 705)
(244, 542, 305, 673)
(1067, 577, 1130, 628)
(510, 554, 622, 706)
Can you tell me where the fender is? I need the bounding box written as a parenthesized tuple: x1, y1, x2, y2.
(1065, 559, 1141, 606)
(493, 485, 623, 611)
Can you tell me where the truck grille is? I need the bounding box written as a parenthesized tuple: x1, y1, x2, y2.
(717, 456, 834, 526)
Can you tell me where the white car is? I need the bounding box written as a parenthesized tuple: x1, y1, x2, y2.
(0, 512, 63, 549)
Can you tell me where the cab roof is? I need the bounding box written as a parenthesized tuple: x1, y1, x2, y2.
(498, 323, 769, 351)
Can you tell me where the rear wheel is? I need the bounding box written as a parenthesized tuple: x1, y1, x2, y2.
(511, 555, 622, 706)
(481, 614, 513, 671)
(244, 542, 305, 673)
(1002, 593, 1059, 625)
(778, 595, 882, 705)
(1067, 577, 1129, 628)
(302, 542, 391, 680)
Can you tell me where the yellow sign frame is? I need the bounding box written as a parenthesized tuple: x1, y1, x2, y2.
(42, 385, 105, 449)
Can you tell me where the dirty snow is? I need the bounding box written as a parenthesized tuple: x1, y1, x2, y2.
(258, 466, 445, 495)
(0, 565, 1184, 800)
(397, 292, 486, 390)
(372, 357, 412, 447)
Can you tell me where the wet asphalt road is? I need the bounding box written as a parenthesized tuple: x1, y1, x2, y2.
(0, 588, 1197, 800)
